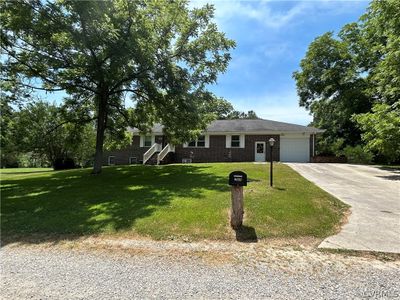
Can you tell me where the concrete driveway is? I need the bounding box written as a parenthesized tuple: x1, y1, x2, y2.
(286, 163, 400, 253)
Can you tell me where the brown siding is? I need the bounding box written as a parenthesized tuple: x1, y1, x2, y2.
(174, 135, 280, 163)
(102, 135, 146, 165)
(103, 134, 281, 165)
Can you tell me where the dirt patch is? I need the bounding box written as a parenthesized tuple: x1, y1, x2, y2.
(3, 234, 400, 272)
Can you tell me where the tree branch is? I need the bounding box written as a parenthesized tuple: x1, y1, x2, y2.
(46, 116, 97, 135)
(1, 78, 64, 92)
(108, 102, 131, 124)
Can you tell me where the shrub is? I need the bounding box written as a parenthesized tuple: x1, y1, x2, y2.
(342, 145, 373, 164)
(53, 157, 76, 170)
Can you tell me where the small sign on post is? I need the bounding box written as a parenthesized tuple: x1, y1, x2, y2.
(228, 171, 247, 229)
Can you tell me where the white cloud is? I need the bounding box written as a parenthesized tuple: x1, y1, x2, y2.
(190, 0, 369, 29)
(191, 0, 310, 29)
(230, 89, 313, 125)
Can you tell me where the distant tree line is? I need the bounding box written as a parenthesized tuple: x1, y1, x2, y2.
(0, 95, 255, 169)
(223, 110, 258, 120)
(1, 95, 97, 169)
(206, 98, 258, 120)
(293, 0, 400, 164)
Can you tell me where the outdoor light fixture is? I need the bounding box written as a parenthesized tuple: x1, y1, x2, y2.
(269, 138, 275, 147)
(268, 138, 275, 187)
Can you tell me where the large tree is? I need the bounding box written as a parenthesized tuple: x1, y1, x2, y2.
(1, 0, 235, 173)
(293, 31, 373, 152)
(293, 0, 400, 160)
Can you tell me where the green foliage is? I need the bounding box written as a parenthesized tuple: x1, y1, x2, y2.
(17, 152, 50, 168)
(293, 0, 400, 162)
(205, 98, 259, 120)
(103, 130, 133, 152)
(342, 145, 373, 164)
(1, 163, 347, 239)
(353, 103, 400, 163)
(0, 85, 24, 167)
(206, 97, 234, 119)
(362, 0, 400, 104)
(316, 138, 345, 156)
(293, 31, 372, 150)
(7, 101, 96, 168)
(1, 0, 235, 173)
(224, 110, 258, 120)
(73, 125, 97, 167)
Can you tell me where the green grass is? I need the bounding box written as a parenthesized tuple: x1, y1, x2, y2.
(0, 167, 52, 174)
(1, 163, 348, 241)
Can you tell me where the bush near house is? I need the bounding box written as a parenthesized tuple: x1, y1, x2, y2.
(342, 145, 373, 164)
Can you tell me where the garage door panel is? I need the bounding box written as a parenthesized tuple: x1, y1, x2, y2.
(280, 138, 309, 162)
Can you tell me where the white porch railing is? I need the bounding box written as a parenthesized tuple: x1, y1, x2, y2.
(157, 144, 175, 165)
(143, 143, 162, 165)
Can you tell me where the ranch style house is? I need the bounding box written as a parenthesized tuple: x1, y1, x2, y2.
(103, 119, 323, 165)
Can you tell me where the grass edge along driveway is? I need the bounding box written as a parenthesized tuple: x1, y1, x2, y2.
(1, 163, 348, 241)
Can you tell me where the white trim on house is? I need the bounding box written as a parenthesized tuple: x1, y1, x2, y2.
(217, 131, 314, 136)
(140, 135, 155, 147)
(225, 134, 245, 148)
(254, 141, 266, 162)
(280, 132, 309, 138)
(134, 132, 315, 139)
(183, 134, 210, 148)
(205, 135, 210, 148)
(280, 137, 310, 162)
(108, 156, 116, 165)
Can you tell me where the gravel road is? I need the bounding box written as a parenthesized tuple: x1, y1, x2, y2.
(1, 238, 400, 299)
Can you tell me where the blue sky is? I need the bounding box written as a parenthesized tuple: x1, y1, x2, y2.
(42, 0, 370, 126)
(191, 0, 370, 125)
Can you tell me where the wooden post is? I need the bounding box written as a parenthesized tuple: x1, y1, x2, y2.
(230, 186, 244, 229)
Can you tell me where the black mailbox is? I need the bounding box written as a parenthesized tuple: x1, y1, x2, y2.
(229, 171, 247, 186)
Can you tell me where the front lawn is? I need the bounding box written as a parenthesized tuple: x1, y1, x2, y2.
(1, 163, 347, 241)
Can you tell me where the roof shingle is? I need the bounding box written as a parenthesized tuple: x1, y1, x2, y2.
(129, 119, 323, 134)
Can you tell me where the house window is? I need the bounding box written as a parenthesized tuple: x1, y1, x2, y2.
(144, 135, 152, 147)
(108, 156, 115, 165)
(231, 135, 240, 148)
(129, 157, 137, 164)
(197, 135, 205, 147)
(186, 135, 206, 148)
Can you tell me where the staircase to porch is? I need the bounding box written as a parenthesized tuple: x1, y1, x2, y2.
(143, 143, 175, 165)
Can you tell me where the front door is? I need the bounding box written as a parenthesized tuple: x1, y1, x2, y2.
(255, 142, 266, 162)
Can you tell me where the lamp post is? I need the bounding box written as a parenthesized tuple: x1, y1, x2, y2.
(268, 138, 275, 187)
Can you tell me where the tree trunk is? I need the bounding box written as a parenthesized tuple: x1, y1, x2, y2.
(92, 93, 108, 174)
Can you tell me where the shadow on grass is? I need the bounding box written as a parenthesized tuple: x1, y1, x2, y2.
(376, 166, 400, 181)
(273, 187, 287, 191)
(377, 166, 400, 172)
(234, 225, 258, 243)
(1, 165, 227, 246)
(377, 175, 400, 181)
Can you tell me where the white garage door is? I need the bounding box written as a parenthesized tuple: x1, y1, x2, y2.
(280, 138, 310, 162)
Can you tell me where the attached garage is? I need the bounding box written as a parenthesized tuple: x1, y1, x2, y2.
(108, 119, 322, 165)
(280, 136, 310, 162)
